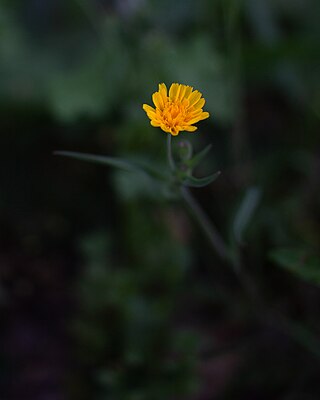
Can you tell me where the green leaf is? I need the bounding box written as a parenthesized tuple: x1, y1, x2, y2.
(281, 318, 320, 359)
(186, 144, 212, 169)
(233, 187, 261, 243)
(182, 171, 221, 188)
(270, 248, 320, 286)
(54, 151, 166, 180)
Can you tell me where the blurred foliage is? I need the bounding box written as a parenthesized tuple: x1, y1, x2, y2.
(0, 0, 320, 399)
(72, 230, 197, 399)
(270, 248, 320, 286)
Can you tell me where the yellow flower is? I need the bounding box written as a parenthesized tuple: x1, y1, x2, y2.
(142, 83, 210, 136)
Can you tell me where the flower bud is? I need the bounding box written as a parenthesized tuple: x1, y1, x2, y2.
(177, 140, 193, 161)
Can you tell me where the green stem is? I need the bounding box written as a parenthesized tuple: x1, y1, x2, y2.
(180, 186, 229, 261)
(167, 134, 175, 171)
(166, 137, 320, 361)
(166, 134, 228, 261)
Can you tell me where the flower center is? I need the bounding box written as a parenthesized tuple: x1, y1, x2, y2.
(161, 100, 187, 127)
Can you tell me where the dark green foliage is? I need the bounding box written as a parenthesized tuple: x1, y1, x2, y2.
(270, 248, 320, 286)
(1, 0, 320, 399)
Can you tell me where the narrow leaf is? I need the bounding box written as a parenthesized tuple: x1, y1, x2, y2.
(54, 151, 166, 180)
(183, 171, 221, 188)
(186, 144, 212, 169)
(233, 187, 261, 243)
(270, 248, 320, 286)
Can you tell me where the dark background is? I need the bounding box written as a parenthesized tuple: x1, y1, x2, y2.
(0, 0, 320, 399)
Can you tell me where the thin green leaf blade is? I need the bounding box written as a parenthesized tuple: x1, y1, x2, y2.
(270, 248, 320, 286)
(183, 171, 221, 188)
(54, 150, 142, 171)
(233, 187, 261, 243)
(186, 144, 212, 169)
(54, 151, 166, 180)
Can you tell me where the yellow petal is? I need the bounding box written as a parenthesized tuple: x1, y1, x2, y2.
(161, 124, 171, 133)
(158, 83, 168, 103)
(185, 109, 202, 119)
(183, 125, 197, 132)
(152, 92, 164, 110)
(193, 97, 205, 110)
(143, 104, 156, 115)
(169, 83, 179, 101)
(188, 91, 202, 107)
(175, 84, 182, 101)
(170, 126, 180, 136)
(199, 111, 210, 120)
(184, 86, 193, 99)
(158, 83, 167, 96)
(178, 84, 187, 101)
(187, 112, 209, 125)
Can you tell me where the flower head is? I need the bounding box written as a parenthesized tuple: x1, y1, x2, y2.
(143, 83, 210, 136)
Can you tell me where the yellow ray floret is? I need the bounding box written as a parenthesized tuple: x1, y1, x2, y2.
(142, 83, 210, 136)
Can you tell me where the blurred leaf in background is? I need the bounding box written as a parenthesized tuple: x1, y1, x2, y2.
(0, 0, 320, 399)
(270, 248, 320, 286)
